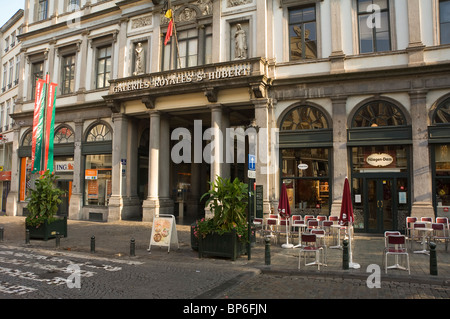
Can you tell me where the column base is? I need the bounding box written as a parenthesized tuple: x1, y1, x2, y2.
(6, 191, 18, 216)
(68, 193, 82, 220)
(411, 202, 434, 219)
(330, 200, 342, 218)
(108, 196, 142, 221)
(142, 198, 174, 222)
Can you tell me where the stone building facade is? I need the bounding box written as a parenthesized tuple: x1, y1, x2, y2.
(6, 0, 450, 234)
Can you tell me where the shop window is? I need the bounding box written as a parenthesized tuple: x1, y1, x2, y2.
(352, 100, 406, 127)
(84, 123, 112, 206)
(288, 5, 317, 60)
(280, 105, 331, 215)
(351, 145, 408, 173)
(281, 105, 328, 131)
(281, 148, 330, 215)
(84, 154, 112, 206)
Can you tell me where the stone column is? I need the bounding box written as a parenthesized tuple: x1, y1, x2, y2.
(6, 125, 20, 216)
(209, 104, 223, 183)
(142, 111, 173, 222)
(330, 97, 349, 217)
(123, 118, 141, 220)
(406, 0, 425, 65)
(68, 119, 83, 220)
(410, 90, 434, 218)
(253, 98, 272, 217)
(329, 0, 345, 73)
(108, 113, 128, 221)
(205, 104, 223, 219)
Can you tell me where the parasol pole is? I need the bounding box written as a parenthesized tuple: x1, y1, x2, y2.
(281, 219, 293, 249)
(347, 223, 360, 269)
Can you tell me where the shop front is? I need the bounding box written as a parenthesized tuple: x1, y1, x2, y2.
(429, 95, 450, 219)
(348, 99, 412, 233)
(279, 104, 333, 216)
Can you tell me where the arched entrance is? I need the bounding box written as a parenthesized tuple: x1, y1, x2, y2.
(348, 99, 412, 233)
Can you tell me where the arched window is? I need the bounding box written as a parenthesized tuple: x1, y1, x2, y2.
(86, 123, 112, 142)
(281, 105, 329, 131)
(22, 130, 32, 146)
(432, 97, 450, 124)
(54, 126, 74, 144)
(352, 100, 406, 127)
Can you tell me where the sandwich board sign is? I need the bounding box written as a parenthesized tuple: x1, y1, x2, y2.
(148, 214, 179, 253)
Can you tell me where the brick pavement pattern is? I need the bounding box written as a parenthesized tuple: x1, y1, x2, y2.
(0, 216, 449, 299)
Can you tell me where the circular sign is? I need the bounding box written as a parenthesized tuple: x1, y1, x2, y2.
(366, 153, 394, 167)
(298, 163, 309, 170)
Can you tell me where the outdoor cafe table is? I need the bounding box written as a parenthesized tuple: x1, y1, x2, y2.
(413, 222, 433, 255)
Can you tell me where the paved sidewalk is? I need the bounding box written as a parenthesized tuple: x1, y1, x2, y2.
(0, 215, 449, 286)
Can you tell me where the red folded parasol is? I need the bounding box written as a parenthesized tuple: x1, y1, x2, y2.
(278, 183, 293, 248)
(339, 177, 354, 226)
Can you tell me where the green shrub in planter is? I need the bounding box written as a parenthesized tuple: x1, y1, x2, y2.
(25, 170, 67, 240)
(193, 176, 249, 259)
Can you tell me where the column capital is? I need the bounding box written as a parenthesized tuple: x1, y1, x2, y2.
(409, 90, 428, 101)
(252, 98, 272, 109)
(208, 103, 223, 111)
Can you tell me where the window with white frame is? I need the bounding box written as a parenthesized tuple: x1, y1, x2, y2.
(357, 0, 391, 53)
(31, 61, 44, 99)
(441, 0, 450, 44)
(14, 55, 20, 86)
(2, 64, 7, 92)
(8, 59, 14, 89)
(288, 5, 317, 61)
(61, 54, 76, 94)
(96, 46, 112, 89)
(38, 0, 49, 21)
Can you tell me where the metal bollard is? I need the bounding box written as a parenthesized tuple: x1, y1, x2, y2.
(25, 229, 30, 244)
(0, 227, 3, 242)
(343, 239, 349, 270)
(55, 232, 60, 248)
(264, 236, 271, 266)
(429, 242, 438, 276)
(130, 238, 136, 257)
(91, 236, 95, 253)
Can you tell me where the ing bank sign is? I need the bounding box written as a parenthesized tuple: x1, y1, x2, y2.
(112, 62, 252, 94)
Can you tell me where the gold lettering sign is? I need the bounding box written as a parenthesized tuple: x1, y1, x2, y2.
(113, 63, 252, 93)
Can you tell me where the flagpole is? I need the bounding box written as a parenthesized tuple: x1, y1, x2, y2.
(165, 0, 182, 68)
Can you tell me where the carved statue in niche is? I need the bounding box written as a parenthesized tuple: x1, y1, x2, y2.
(234, 24, 247, 60)
(134, 43, 145, 75)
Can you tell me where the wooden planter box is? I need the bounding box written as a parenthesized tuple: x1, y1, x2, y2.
(198, 229, 247, 261)
(26, 217, 68, 241)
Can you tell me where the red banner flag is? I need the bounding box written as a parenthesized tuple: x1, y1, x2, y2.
(31, 78, 46, 173)
(44, 82, 58, 173)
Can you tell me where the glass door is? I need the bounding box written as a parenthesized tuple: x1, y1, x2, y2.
(367, 179, 393, 233)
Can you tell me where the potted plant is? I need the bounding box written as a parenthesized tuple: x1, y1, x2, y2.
(193, 176, 249, 260)
(25, 170, 67, 241)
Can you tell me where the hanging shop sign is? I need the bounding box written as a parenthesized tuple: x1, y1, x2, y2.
(366, 153, 394, 167)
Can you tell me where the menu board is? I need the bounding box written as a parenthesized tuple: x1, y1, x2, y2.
(148, 215, 179, 253)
